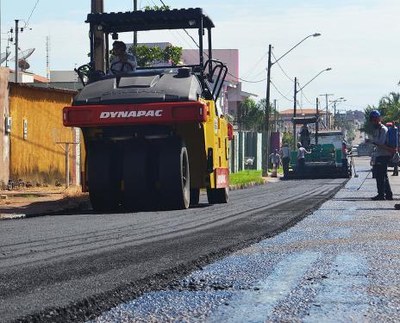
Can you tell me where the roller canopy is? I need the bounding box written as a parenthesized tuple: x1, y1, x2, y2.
(86, 8, 215, 33)
(292, 116, 319, 124)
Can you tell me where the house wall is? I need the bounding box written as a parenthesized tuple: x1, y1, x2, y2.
(8, 84, 77, 185)
(0, 68, 10, 187)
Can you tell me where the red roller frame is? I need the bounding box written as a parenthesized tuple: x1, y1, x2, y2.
(63, 101, 208, 127)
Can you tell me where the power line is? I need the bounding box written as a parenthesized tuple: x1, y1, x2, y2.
(157, 0, 200, 49)
(271, 80, 293, 102)
(271, 51, 293, 82)
(241, 52, 267, 78)
(24, 0, 40, 28)
(227, 71, 266, 83)
(300, 90, 314, 106)
(150, 0, 265, 86)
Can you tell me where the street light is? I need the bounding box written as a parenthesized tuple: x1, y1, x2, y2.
(330, 97, 346, 129)
(293, 67, 332, 148)
(263, 32, 321, 175)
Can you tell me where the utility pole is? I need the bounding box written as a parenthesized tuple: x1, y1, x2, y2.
(333, 101, 337, 129)
(91, 0, 104, 71)
(274, 99, 278, 131)
(330, 97, 345, 130)
(315, 97, 319, 145)
(0, 1, 2, 64)
(46, 36, 50, 81)
(319, 93, 334, 129)
(133, 0, 137, 47)
(14, 19, 19, 83)
(263, 44, 272, 176)
(293, 77, 298, 149)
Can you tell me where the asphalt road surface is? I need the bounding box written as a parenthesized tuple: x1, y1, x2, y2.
(0, 177, 345, 322)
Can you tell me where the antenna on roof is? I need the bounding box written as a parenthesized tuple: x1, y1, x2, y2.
(0, 52, 11, 64)
(9, 48, 35, 71)
(46, 36, 50, 80)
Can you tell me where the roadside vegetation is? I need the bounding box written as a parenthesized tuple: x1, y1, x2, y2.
(230, 166, 284, 186)
(230, 170, 265, 186)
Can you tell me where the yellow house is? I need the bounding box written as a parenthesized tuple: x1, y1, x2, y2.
(0, 67, 79, 187)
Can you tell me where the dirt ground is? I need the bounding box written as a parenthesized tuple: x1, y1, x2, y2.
(0, 185, 90, 218)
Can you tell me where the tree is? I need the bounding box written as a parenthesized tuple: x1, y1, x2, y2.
(143, 5, 170, 11)
(362, 92, 400, 136)
(163, 45, 183, 65)
(130, 44, 182, 67)
(281, 131, 293, 146)
(379, 92, 400, 122)
(237, 98, 265, 131)
(129, 5, 182, 67)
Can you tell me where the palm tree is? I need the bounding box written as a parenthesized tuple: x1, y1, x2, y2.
(362, 92, 400, 135)
(379, 92, 400, 122)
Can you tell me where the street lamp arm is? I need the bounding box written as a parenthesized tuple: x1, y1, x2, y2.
(292, 67, 332, 148)
(329, 97, 346, 106)
(272, 32, 321, 65)
(297, 67, 332, 93)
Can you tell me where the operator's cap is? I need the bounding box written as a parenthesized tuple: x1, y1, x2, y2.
(369, 110, 381, 120)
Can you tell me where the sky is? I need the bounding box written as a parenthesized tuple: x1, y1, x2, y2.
(1, 0, 400, 113)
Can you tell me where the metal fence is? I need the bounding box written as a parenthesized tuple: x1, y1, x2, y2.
(230, 131, 263, 173)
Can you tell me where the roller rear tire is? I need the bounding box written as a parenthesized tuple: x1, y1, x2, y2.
(87, 142, 120, 212)
(158, 138, 190, 210)
(122, 141, 149, 211)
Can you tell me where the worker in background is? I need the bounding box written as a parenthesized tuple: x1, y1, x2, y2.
(269, 149, 281, 177)
(109, 41, 137, 74)
(296, 142, 311, 174)
(367, 110, 393, 200)
(299, 124, 311, 149)
(280, 142, 291, 179)
(341, 140, 349, 172)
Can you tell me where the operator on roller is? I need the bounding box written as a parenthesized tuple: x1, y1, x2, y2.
(109, 41, 137, 74)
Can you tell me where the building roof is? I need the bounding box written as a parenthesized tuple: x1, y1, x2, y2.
(279, 108, 329, 116)
(33, 74, 49, 83)
(8, 69, 50, 83)
(10, 82, 78, 95)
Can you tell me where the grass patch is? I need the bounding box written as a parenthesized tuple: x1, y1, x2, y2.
(230, 170, 265, 186)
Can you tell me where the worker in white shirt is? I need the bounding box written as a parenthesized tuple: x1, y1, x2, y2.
(280, 142, 291, 178)
(109, 41, 137, 74)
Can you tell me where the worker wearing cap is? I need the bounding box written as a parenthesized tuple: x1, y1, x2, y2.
(368, 110, 393, 200)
